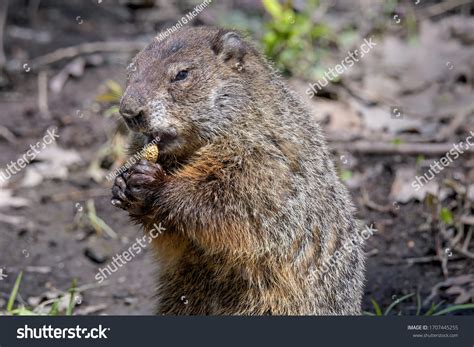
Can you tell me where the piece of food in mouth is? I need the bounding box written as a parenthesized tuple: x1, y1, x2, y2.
(143, 143, 159, 163)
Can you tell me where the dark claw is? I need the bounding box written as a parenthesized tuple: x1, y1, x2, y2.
(111, 198, 125, 209)
(115, 175, 127, 190)
(112, 184, 128, 201)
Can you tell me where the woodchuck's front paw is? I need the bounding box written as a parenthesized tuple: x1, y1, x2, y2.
(111, 159, 166, 215)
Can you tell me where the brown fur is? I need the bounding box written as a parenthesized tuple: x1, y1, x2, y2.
(111, 26, 365, 315)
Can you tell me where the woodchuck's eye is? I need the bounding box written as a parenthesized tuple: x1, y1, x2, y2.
(173, 70, 189, 82)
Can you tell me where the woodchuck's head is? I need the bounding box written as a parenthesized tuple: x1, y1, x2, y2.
(120, 26, 264, 158)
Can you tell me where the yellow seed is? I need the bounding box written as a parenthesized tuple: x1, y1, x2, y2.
(143, 143, 159, 163)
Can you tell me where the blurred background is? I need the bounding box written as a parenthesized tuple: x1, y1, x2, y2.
(0, 0, 473, 315)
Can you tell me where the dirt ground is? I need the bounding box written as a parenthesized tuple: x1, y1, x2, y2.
(0, 1, 473, 315)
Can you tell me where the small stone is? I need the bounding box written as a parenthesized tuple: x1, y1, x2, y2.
(84, 236, 110, 264)
(124, 297, 138, 306)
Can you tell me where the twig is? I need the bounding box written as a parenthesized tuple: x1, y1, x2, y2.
(453, 246, 474, 259)
(0, 0, 8, 69)
(0, 213, 25, 225)
(27, 0, 41, 25)
(360, 188, 393, 213)
(330, 141, 474, 155)
(423, 274, 474, 306)
(28, 41, 147, 69)
(421, 0, 473, 18)
(460, 215, 474, 225)
(436, 103, 474, 142)
(384, 255, 461, 265)
(51, 189, 109, 203)
(37, 70, 49, 118)
(435, 231, 449, 278)
(406, 255, 444, 264)
(462, 228, 472, 251)
(365, 249, 379, 257)
(0, 125, 16, 143)
(440, 223, 474, 260)
(446, 242, 474, 260)
(86, 199, 117, 239)
(453, 230, 465, 250)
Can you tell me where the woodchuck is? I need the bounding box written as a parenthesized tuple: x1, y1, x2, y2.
(111, 26, 366, 315)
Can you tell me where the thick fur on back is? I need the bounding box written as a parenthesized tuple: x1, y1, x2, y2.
(123, 27, 365, 315)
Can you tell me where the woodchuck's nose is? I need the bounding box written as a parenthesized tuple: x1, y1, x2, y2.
(120, 98, 146, 130)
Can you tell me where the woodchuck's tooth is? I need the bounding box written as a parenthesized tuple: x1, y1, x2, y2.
(143, 143, 159, 163)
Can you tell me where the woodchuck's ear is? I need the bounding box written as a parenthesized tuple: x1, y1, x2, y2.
(211, 31, 247, 68)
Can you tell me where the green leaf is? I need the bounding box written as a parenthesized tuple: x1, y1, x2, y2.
(7, 271, 23, 312)
(370, 298, 382, 316)
(391, 138, 403, 145)
(262, 0, 283, 20)
(439, 208, 453, 225)
(416, 155, 425, 167)
(104, 105, 120, 118)
(11, 307, 37, 316)
(96, 80, 123, 103)
(48, 300, 60, 316)
(105, 80, 123, 97)
(95, 93, 121, 103)
(311, 24, 331, 40)
(340, 170, 353, 182)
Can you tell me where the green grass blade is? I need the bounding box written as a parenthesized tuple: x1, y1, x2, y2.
(425, 301, 444, 316)
(48, 300, 60, 316)
(416, 291, 421, 316)
(432, 304, 474, 316)
(370, 298, 382, 316)
(7, 271, 23, 312)
(384, 293, 414, 316)
(66, 279, 78, 316)
(12, 307, 37, 316)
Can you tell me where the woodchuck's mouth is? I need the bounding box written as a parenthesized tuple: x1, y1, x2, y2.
(145, 131, 178, 150)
